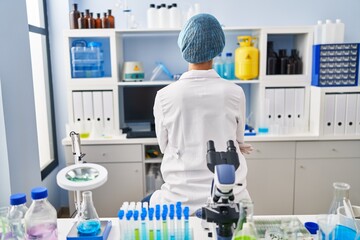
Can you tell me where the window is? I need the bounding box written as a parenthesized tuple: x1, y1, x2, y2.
(26, 0, 58, 179)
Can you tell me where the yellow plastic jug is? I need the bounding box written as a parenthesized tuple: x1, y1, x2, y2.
(235, 36, 259, 80)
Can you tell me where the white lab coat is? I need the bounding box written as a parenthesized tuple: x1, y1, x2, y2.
(150, 69, 250, 214)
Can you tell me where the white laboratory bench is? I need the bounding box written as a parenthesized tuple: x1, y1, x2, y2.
(57, 215, 318, 240)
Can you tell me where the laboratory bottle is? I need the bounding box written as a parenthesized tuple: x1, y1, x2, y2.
(88, 12, 95, 29)
(158, 4, 169, 28)
(95, 13, 102, 29)
(169, 3, 182, 28)
(77, 191, 101, 236)
(322, 19, 336, 44)
(232, 200, 258, 240)
(84, 9, 90, 29)
(334, 19, 345, 43)
(314, 20, 323, 45)
(102, 12, 109, 28)
(292, 49, 302, 74)
(279, 49, 288, 75)
(107, 9, 115, 28)
(147, 4, 157, 29)
(24, 187, 58, 240)
(266, 41, 279, 75)
(213, 53, 224, 78)
(69, 3, 80, 29)
(223, 52, 235, 80)
(9, 193, 28, 239)
(235, 36, 259, 80)
(78, 12, 86, 29)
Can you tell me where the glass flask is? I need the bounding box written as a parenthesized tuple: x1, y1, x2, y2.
(232, 200, 258, 240)
(77, 191, 101, 236)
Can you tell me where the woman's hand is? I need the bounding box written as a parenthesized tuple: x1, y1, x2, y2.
(239, 143, 254, 154)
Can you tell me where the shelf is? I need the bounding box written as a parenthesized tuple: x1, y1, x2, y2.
(144, 158, 162, 163)
(118, 81, 174, 86)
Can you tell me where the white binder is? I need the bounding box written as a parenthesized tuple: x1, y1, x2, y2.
(72, 91, 83, 124)
(345, 94, 357, 135)
(334, 94, 346, 135)
(356, 94, 360, 135)
(92, 91, 104, 127)
(285, 88, 295, 129)
(274, 88, 285, 130)
(82, 91, 94, 122)
(265, 88, 275, 131)
(294, 88, 305, 130)
(323, 94, 335, 135)
(102, 91, 114, 131)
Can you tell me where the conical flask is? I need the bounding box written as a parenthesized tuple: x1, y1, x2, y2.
(232, 200, 258, 240)
(77, 191, 101, 236)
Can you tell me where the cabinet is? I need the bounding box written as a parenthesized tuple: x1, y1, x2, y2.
(246, 141, 296, 215)
(64, 143, 144, 217)
(294, 140, 360, 214)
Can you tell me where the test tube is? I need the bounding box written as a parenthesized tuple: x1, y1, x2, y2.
(169, 204, 175, 240)
(162, 205, 168, 240)
(134, 210, 140, 240)
(176, 202, 182, 240)
(125, 210, 133, 239)
(118, 209, 125, 239)
(155, 205, 162, 240)
(148, 208, 155, 240)
(141, 208, 148, 240)
(184, 206, 190, 240)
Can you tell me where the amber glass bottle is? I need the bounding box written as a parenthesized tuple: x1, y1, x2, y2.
(95, 13, 102, 28)
(84, 9, 90, 29)
(102, 12, 109, 28)
(78, 12, 86, 29)
(88, 12, 96, 28)
(69, 3, 80, 29)
(107, 9, 115, 28)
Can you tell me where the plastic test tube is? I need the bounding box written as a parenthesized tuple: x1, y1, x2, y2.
(184, 206, 190, 240)
(141, 208, 148, 240)
(118, 209, 125, 239)
(148, 208, 155, 240)
(155, 205, 162, 240)
(176, 202, 183, 240)
(134, 210, 140, 240)
(126, 210, 133, 239)
(169, 204, 175, 240)
(162, 205, 169, 240)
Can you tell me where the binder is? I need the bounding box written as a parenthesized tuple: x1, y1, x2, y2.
(265, 88, 275, 130)
(294, 88, 305, 130)
(334, 94, 346, 135)
(102, 91, 114, 131)
(323, 94, 335, 135)
(345, 93, 357, 135)
(285, 88, 295, 130)
(356, 94, 360, 135)
(82, 91, 94, 122)
(92, 91, 104, 128)
(72, 91, 83, 124)
(274, 88, 285, 130)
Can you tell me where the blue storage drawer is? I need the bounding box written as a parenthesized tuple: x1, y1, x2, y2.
(312, 43, 359, 87)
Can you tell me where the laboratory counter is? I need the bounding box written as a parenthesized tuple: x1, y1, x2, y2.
(57, 215, 318, 240)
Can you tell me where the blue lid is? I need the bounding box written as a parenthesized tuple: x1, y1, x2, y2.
(148, 208, 154, 221)
(10, 193, 26, 205)
(226, 52, 232, 57)
(31, 187, 48, 200)
(126, 210, 133, 220)
(88, 42, 102, 48)
(118, 209, 125, 220)
(304, 222, 319, 234)
(134, 210, 139, 221)
(183, 206, 190, 220)
(258, 127, 269, 133)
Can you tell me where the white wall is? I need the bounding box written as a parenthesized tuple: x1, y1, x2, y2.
(48, 0, 360, 207)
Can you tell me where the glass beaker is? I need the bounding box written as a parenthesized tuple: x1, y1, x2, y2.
(77, 191, 101, 236)
(317, 214, 337, 240)
(232, 200, 258, 240)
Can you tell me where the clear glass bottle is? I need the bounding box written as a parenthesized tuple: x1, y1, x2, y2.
(232, 200, 258, 240)
(24, 187, 58, 240)
(77, 191, 101, 236)
(9, 193, 28, 239)
(223, 52, 235, 80)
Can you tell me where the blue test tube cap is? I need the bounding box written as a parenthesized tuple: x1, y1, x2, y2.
(149, 207, 154, 221)
(155, 204, 161, 213)
(162, 210, 167, 221)
(176, 208, 182, 220)
(126, 210, 133, 220)
(183, 206, 190, 220)
(118, 209, 125, 220)
(163, 204, 168, 213)
(141, 209, 147, 221)
(170, 204, 175, 212)
(134, 210, 139, 221)
(155, 207, 161, 220)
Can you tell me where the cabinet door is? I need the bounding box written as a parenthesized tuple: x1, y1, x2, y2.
(69, 162, 144, 217)
(294, 158, 360, 215)
(247, 158, 295, 215)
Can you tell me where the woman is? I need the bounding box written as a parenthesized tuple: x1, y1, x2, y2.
(150, 13, 252, 214)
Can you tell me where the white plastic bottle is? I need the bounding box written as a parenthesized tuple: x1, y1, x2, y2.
(223, 52, 235, 80)
(213, 53, 224, 78)
(335, 19, 345, 43)
(24, 187, 58, 240)
(169, 3, 182, 28)
(314, 20, 322, 45)
(322, 19, 336, 44)
(158, 4, 169, 28)
(147, 4, 157, 29)
(9, 193, 28, 239)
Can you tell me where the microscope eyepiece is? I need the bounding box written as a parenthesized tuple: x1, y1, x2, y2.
(207, 140, 216, 152)
(227, 140, 236, 152)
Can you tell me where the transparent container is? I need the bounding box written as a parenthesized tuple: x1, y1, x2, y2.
(232, 200, 258, 240)
(9, 193, 28, 239)
(24, 187, 58, 240)
(0, 206, 10, 240)
(77, 191, 101, 236)
(223, 52, 235, 80)
(213, 53, 224, 78)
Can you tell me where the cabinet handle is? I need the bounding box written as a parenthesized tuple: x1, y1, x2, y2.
(256, 149, 261, 153)
(135, 169, 139, 173)
(300, 165, 305, 169)
(331, 148, 337, 152)
(102, 153, 106, 157)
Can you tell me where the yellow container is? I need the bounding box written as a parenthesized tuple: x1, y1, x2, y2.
(235, 36, 259, 80)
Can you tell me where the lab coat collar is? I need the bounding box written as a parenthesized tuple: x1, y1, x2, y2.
(179, 69, 220, 80)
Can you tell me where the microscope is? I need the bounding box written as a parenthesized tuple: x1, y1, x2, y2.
(201, 140, 244, 240)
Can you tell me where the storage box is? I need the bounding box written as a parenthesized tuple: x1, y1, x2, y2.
(312, 43, 359, 87)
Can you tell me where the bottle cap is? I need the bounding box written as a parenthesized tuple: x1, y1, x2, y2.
(172, 3, 177, 7)
(317, 20, 322, 25)
(150, 4, 155, 8)
(10, 193, 27, 205)
(336, 19, 342, 23)
(161, 3, 166, 7)
(31, 187, 48, 200)
(226, 52, 232, 57)
(304, 222, 319, 234)
(325, 19, 332, 24)
(88, 42, 102, 48)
